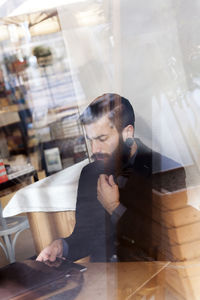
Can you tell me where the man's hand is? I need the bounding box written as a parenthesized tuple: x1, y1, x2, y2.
(97, 174, 120, 214)
(36, 239, 63, 262)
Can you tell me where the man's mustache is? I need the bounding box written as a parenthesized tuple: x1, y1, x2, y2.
(91, 153, 110, 160)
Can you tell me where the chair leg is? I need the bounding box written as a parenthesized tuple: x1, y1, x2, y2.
(2, 235, 16, 263)
(0, 239, 9, 260)
(12, 229, 25, 254)
(1, 228, 29, 263)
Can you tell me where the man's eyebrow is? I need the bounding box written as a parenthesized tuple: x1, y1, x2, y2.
(86, 134, 107, 140)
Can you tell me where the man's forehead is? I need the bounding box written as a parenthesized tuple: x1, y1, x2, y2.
(85, 115, 116, 138)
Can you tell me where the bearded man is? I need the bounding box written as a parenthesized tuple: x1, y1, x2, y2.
(37, 93, 183, 262)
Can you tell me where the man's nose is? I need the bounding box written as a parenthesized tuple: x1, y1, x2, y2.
(91, 140, 101, 154)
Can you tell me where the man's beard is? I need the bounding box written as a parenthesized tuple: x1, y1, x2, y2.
(91, 137, 132, 177)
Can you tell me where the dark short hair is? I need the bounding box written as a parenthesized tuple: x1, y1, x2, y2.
(80, 93, 135, 131)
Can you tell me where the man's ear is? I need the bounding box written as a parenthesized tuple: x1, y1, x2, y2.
(122, 125, 134, 142)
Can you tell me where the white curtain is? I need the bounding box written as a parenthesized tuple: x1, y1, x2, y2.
(58, 0, 200, 172)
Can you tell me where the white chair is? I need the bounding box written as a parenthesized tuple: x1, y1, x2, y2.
(0, 203, 29, 263)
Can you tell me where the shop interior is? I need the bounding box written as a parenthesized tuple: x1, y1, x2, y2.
(1, 1, 200, 299)
(0, 8, 88, 267)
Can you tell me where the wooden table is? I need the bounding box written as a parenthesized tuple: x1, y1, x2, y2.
(15, 261, 199, 300)
(51, 261, 200, 300)
(72, 262, 169, 300)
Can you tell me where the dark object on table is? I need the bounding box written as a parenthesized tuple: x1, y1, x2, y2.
(0, 259, 85, 300)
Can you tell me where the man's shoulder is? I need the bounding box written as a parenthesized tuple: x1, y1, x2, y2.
(135, 139, 184, 174)
(152, 150, 183, 174)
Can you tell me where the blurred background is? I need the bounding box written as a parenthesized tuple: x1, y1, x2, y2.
(0, 0, 199, 178)
(0, 0, 200, 270)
